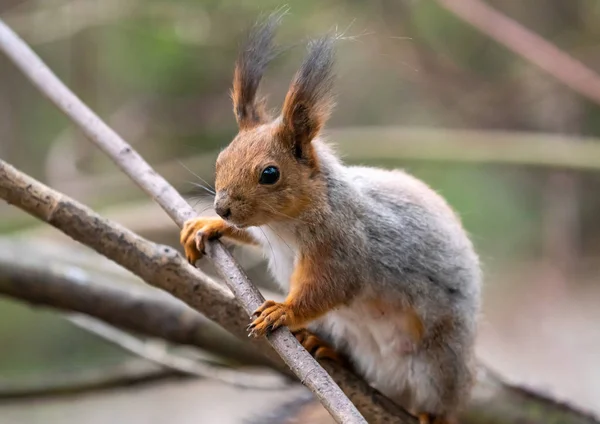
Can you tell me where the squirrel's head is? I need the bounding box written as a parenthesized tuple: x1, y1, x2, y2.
(213, 13, 335, 228)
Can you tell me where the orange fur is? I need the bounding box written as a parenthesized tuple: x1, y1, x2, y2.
(367, 299, 425, 347)
(249, 246, 356, 337)
(212, 123, 325, 229)
(417, 413, 454, 424)
(231, 66, 268, 129)
(404, 307, 425, 345)
(280, 86, 331, 145)
(180, 217, 257, 263)
(278, 37, 335, 157)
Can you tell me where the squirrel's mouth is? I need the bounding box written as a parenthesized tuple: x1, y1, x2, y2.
(224, 211, 265, 229)
(225, 217, 251, 229)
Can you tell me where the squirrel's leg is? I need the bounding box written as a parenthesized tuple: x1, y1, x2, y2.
(410, 319, 471, 424)
(417, 414, 453, 424)
(180, 217, 257, 264)
(291, 328, 345, 364)
(248, 253, 353, 337)
(417, 414, 431, 424)
(416, 415, 454, 424)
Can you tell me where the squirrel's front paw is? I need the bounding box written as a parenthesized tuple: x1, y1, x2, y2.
(180, 217, 227, 264)
(247, 300, 292, 337)
(293, 329, 344, 364)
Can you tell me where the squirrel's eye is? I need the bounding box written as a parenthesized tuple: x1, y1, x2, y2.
(259, 166, 280, 185)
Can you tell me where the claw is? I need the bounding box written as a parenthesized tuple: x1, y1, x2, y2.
(180, 217, 227, 266)
(292, 329, 345, 364)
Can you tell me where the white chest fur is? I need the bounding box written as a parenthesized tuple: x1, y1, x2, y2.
(317, 304, 415, 402)
(249, 224, 298, 291)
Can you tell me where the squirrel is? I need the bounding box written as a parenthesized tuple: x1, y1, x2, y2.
(180, 12, 481, 424)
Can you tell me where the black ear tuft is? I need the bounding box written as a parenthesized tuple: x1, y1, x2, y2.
(232, 9, 287, 128)
(280, 35, 336, 148)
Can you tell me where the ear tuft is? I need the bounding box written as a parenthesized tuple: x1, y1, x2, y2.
(232, 9, 287, 128)
(280, 36, 336, 149)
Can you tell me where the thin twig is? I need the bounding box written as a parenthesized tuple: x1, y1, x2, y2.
(436, 0, 600, 106)
(66, 314, 289, 390)
(0, 18, 367, 424)
(329, 126, 600, 172)
(0, 360, 177, 400)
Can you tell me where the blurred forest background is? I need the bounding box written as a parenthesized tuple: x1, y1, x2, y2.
(1, 0, 600, 422)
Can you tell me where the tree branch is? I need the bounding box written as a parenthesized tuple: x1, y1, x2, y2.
(464, 367, 599, 424)
(66, 313, 288, 390)
(436, 0, 600, 107)
(330, 126, 600, 172)
(0, 359, 178, 400)
(0, 239, 269, 367)
(257, 370, 600, 424)
(0, 17, 372, 424)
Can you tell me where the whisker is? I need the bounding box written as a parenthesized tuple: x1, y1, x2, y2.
(192, 199, 208, 209)
(265, 204, 308, 224)
(186, 190, 215, 200)
(187, 194, 214, 210)
(185, 199, 215, 214)
(178, 160, 216, 192)
(197, 204, 216, 215)
(187, 180, 216, 196)
(266, 223, 293, 253)
(259, 227, 277, 271)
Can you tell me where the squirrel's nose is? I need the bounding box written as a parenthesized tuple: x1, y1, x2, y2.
(216, 205, 231, 219)
(214, 193, 232, 219)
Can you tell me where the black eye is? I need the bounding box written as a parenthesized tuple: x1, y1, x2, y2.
(259, 166, 280, 185)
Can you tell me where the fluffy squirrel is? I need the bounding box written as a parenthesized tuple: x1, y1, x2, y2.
(180, 13, 481, 424)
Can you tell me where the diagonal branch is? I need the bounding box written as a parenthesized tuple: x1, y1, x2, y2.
(0, 18, 368, 424)
(436, 0, 600, 106)
(66, 313, 288, 390)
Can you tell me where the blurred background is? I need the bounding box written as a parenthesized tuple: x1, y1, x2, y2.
(1, 0, 599, 422)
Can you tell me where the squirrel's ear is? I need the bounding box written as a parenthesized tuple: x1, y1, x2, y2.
(279, 36, 335, 159)
(231, 12, 284, 129)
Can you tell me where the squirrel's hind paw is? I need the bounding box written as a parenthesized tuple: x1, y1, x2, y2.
(293, 329, 345, 364)
(414, 413, 453, 424)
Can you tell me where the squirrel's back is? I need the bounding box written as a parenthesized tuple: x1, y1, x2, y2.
(315, 139, 481, 308)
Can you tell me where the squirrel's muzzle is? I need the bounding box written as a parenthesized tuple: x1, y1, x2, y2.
(214, 191, 232, 219)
